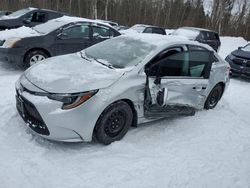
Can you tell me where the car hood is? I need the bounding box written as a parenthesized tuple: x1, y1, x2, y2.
(231, 49, 250, 60)
(0, 26, 41, 40)
(24, 53, 126, 94)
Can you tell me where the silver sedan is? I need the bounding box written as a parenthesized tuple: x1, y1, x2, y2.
(15, 34, 230, 144)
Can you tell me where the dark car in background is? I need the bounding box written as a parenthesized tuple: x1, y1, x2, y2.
(172, 27, 221, 51)
(130, 24, 166, 35)
(0, 11, 12, 17)
(0, 16, 120, 67)
(0, 7, 64, 30)
(225, 43, 250, 78)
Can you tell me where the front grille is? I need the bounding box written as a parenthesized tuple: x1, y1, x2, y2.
(233, 58, 250, 67)
(233, 58, 243, 66)
(16, 90, 50, 136)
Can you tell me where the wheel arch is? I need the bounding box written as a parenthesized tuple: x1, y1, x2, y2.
(217, 81, 226, 98)
(93, 98, 138, 135)
(120, 99, 138, 127)
(23, 48, 52, 63)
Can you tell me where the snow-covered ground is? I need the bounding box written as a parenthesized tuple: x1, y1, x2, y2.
(0, 37, 249, 188)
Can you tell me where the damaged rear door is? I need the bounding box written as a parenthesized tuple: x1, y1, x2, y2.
(144, 45, 213, 118)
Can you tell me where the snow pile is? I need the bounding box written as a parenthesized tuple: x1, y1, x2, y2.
(0, 36, 250, 188)
(0, 26, 41, 40)
(120, 28, 138, 35)
(218, 36, 248, 59)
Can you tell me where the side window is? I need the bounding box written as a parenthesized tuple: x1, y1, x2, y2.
(214, 33, 220, 40)
(189, 51, 210, 77)
(62, 24, 90, 39)
(92, 26, 112, 38)
(152, 28, 165, 35)
(26, 12, 47, 23)
(149, 50, 211, 78)
(202, 31, 211, 40)
(144, 27, 153, 33)
(147, 47, 183, 76)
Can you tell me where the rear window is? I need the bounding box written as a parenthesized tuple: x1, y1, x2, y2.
(202, 31, 218, 40)
(33, 20, 68, 34)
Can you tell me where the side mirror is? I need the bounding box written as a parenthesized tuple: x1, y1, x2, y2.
(93, 33, 101, 38)
(23, 19, 31, 24)
(238, 47, 242, 50)
(57, 32, 68, 39)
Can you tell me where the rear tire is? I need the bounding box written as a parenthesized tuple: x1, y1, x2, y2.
(204, 84, 223, 110)
(94, 101, 133, 145)
(24, 50, 48, 68)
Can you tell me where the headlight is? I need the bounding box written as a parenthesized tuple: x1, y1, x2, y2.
(2, 38, 21, 48)
(48, 90, 98, 110)
(228, 54, 236, 60)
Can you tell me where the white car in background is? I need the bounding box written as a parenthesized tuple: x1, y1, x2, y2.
(15, 34, 230, 144)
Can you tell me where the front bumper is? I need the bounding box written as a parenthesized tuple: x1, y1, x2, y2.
(15, 76, 104, 142)
(225, 56, 250, 79)
(0, 47, 24, 64)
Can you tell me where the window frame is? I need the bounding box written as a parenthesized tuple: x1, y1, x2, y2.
(91, 24, 113, 39)
(60, 23, 91, 40)
(145, 45, 213, 80)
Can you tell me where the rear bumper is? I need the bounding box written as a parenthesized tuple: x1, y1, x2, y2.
(0, 47, 24, 64)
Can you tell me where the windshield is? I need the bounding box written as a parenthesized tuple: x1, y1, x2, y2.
(172, 28, 200, 39)
(242, 43, 250, 52)
(33, 20, 68, 34)
(84, 36, 156, 69)
(8, 8, 31, 18)
(131, 25, 146, 33)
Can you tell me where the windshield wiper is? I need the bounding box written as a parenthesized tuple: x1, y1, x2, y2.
(85, 53, 114, 69)
(93, 58, 115, 69)
(31, 27, 44, 34)
(80, 51, 91, 62)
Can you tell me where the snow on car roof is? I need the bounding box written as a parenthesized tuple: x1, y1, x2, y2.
(0, 16, 114, 41)
(46, 16, 112, 27)
(123, 33, 199, 48)
(33, 16, 114, 35)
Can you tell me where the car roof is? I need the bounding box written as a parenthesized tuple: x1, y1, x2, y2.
(23, 7, 65, 15)
(132, 24, 164, 29)
(180, 27, 218, 34)
(95, 19, 118, 25)
(122, 33, 212, 50)
(37, 16, 118, 31)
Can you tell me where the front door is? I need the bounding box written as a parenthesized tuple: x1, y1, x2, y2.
(144, 47, 213, 118)
(55, 23, 92, 56)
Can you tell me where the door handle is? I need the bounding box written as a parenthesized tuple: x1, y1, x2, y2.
(193, 86, 206, 90)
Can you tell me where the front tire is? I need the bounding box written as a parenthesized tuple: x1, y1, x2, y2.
(204, 84, 223, 110)
(94, 101, 133, 145)
(24, 50, 48, 67)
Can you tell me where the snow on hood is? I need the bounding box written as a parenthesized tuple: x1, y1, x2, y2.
(232, 49, 250, 60)
(24, 53, 125, 94)
(0, 15, 14, 20)
(0, 26, 41, 40)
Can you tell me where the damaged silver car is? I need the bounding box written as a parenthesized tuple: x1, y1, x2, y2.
(15, 34, 230, 144)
